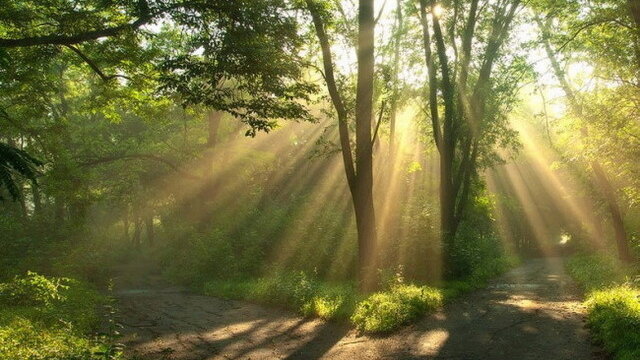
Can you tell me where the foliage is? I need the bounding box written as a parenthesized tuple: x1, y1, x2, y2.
(351, 283, 443, 333)
(203, 271, 358, 320)
(567, 255, 629, 291)
(585, 286, 640, 360)
(0, 272, 122, 360)
(567, 254, 640, 360)
(0, 142, 43, 201)
(0, 271, 69, 307)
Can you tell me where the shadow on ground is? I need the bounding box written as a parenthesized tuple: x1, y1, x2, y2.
(118, 258, 607, 360)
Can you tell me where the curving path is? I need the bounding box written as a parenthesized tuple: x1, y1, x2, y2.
(117, 258, 607, 360)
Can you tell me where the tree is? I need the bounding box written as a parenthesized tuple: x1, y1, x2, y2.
(417, 0, 523, 276)
(306, 0, 379, 290)
(533, 1, 639, 262)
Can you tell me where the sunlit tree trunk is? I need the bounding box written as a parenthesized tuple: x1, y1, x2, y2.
(420, 0, 519, 277)
(307, 0, 378, 290)
(354, 0, 378, 290)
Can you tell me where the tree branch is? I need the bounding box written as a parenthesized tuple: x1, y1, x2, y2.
(0, 15, 151, 48)
(64, 45, 131, 82)
(307, 0, 357, 191)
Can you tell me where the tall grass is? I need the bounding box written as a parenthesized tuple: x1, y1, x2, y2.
(567, 254, 640, 360)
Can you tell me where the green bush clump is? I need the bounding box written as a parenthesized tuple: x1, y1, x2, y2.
(0, 271, 69, 307)
(203, 271, 358, 320)
(567, 254, 640, 360)
(0, 271, 121, 360)
(350, 284, 443, 333)
(567, 255, 627, 290)
(585, 286, 640, 360)
(0, 317, 93, 360)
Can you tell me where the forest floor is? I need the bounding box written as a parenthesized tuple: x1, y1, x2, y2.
(116, 258, 607, 360)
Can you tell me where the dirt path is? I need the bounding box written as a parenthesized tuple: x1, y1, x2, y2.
(117, 258, 606, 360)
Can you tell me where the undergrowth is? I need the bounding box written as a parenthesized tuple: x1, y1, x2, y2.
(0, 271, 123, 360)
(567, 254, 640, 360)
(202, 255, 515, 333)
(203, 271, 358, 320)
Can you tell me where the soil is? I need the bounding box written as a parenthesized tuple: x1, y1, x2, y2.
(117, 257, 607, 360)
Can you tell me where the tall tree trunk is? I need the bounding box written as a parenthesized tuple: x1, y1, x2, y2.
(354, 0, 378, 291)
(591, 161, 632, 262)
(307, 0, 378, 290)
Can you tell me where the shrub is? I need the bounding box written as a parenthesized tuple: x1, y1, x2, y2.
(203, 272, 357, 320)
(0, 272, 119, 360)
(567, 254, 640, 360)
(567, 255, 627, 290)
(0, 271, 68, 307)
(351, 284, 443, 333)
(585, 286, 640, 360)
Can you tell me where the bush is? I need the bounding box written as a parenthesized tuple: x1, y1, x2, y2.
(0, 317, 93, 360)
(0, 272, 121, 360)
(567, 254, 640, 360)
(585, 286, 640, 360)
(351, 284, 443, 333)
(567, 255, 627, 290)
(0, 271, 68, 307)
(203, 271, 358, 320)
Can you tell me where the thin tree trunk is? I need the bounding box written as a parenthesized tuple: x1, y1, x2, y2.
(591, 160, 632, 262)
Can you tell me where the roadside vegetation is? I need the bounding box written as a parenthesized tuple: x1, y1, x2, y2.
(0, 272, 122, 360)
(201, 254, 514, 332)
(1, 0, 639, 357)
(567, 255, 640, 360)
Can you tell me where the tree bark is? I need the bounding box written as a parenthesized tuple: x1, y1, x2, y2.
(307, 0, 378, 290)
(354, 0, 378, 291)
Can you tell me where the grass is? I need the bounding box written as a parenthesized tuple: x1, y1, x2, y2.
(566, 254, 640, 360)
(203, 271, 358, 321)
(201, 256, 516, 333)
(0, 272, 122, 360)
(350, 284, 443, 333)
